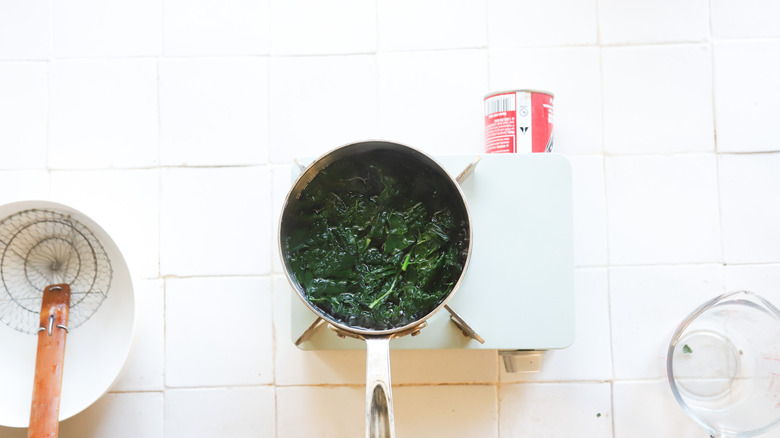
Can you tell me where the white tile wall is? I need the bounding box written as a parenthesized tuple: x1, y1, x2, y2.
(605, 154, 721, 265)
(719, 153, 780, 264)
(713, 40, 780, 153)
(112, 279, 164, 391)
(598, 0, 710, 45)
(602, 44, 714, 154)
(48, 59, 159, 169)
(499, 382, 612, 437)
(0, 62, 47, 168)
(159, 166, 271, 276)
(276, 386, 364, 436)
(377, 0, 487, 51)
(53, 0, 162, 58)
(1, 0, 780, 437)
(612, 380, 703, 438)
(268, 55, 378, 162)
(568, 155, 608, 266)
(724, 264, 780, 305)
(59, 392, 164, 438)
(377, 50, 487, 154)
(394, 385, 497, 437)
(165, 277, 274, 387)
(269, 0, 376, 55)
(609, 264, 724, 380)
(0, 170, 49, 205)
(163, 0, 270, 56)
(159, 58, 269, 166)
(487, 0, 598, 48)
(711, 0, 780, 39)
(489, 47, 603, 155)
(165, 387, 275, 436)
(0, 1, 50, 60)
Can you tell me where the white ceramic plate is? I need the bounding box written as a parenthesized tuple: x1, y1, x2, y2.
(0, 201, 135, 428)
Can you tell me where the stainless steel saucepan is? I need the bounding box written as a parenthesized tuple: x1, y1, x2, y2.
(279, 140, 472, 438)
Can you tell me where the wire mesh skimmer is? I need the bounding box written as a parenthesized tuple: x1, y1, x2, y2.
(0, 208, 113, 438)
(0, 208, 112, 334)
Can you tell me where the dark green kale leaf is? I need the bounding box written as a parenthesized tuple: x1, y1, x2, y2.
(284, 151, 468, 330)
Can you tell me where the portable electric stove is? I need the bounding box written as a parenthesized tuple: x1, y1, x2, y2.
(288, 153, 574, 372)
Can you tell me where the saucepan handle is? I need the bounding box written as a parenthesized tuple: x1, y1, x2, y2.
(365, 337, 395, 438)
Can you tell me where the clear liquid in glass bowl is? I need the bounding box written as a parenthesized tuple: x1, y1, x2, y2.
(667, 291, 780, 437)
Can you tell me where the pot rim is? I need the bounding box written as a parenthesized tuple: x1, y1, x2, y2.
(278, 140, 473, 338)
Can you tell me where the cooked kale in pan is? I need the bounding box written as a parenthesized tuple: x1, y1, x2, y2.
(283, 150, 468, 330)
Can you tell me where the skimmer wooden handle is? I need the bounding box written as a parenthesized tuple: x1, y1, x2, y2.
(29, 284, 71, 438)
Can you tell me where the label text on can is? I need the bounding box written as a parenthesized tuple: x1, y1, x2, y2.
(484, 90, 554, 153)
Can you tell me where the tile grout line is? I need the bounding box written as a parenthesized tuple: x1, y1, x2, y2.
(44, 0, 52, 189)
(484, 1, 498, 431)
(592, 1, 619, 436)
(155, 47, 163, 282)
(156, 24, 166, 432)
(708, 0, 728, 274)
(161, 276, 168, 436)
(374, 0, 381, 138)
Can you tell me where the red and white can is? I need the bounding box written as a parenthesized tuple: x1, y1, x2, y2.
(484, 90, 554, 154)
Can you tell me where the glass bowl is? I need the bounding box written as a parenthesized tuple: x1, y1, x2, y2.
(667, 291, 780, 437)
